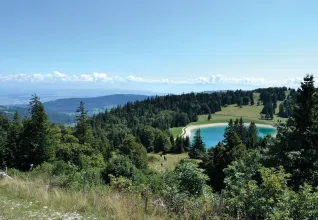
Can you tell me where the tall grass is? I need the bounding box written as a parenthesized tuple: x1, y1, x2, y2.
(0, 178, 171, 219)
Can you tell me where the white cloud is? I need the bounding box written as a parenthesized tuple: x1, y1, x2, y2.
(126, 75, 144, 82)
(93, 72, 113, 82)
(53, 71, 69, 81)
(0, 71, 307, 89)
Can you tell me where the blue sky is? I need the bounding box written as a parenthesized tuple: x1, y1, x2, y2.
(0, 0, 317, 93)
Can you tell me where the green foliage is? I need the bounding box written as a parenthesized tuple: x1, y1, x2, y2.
(174, 160, 209, 197)
(153, 131, 172, 153)
(189, 129, 206, 159)
(223, 150, 262, 218)
(250, 92, 255, 105)
(108, 174, 133, 192)
(104, 155, 146, 185)
(119, 134, 148, 169)
(243, 96, 250, 105)
(293, 184, 318, 219)
(30, 161, 103, 189)
(201, 118, 248, 191)
(104, 155, 135, 181)
(19, 94, 49, 169)
(136, 125, 155, 152)
(278, 98, 294, 118)
(79, 153, 106, 170)
(246, 122, 259, 148)
(237, 97, 243, 108)
(3, 112, 21, 167)
(75, 101, 90, 144)
(267, 75, 318, 188)
(55, 143, 93, 167)
(174, 136, 186, 153)
(224, 161, 294, 219)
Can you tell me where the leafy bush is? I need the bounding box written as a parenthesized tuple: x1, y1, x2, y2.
(174, 160, 209, 197)
(119, 135, 148, 169)
(104, 155, 135, 181)
(104, 154, 147, 186)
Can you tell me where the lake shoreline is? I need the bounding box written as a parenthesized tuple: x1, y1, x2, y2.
(184, 122, 276, 138)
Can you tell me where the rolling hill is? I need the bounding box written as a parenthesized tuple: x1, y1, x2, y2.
(0, 105, 74, 124)
(42, 94, 149, 114)
(2, 94, 150, 124)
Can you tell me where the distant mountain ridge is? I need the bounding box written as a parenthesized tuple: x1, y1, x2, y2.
(1, 94, 150, 124)
(42, 94, 149, 114)
(0, 105, 74, 124)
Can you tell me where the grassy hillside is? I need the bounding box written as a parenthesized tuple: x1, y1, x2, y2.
(43, 94, 149, 114)
(170, 127, 183, 138)
(171, 92, 288, 137)
(192, 103, 285, 126)
(0, 178, 169, 219)
(148, 153, 189, 172)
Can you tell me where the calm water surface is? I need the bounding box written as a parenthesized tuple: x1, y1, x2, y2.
(190, 125, 277, 148)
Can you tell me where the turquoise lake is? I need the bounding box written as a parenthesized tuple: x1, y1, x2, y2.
(190, 125, 277, 148)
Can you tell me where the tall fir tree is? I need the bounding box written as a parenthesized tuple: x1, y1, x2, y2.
(174, 136, 185, 153)
(5, 112, 22, 167)
(290, 75, 318, 187)
(0, 114, 10, 167)
(250, 92, 255, 105)
(189, 129, 206, 159)
(20, 94, 48, 169)
(238, 117, 247, 144)
(223, 119, 234, 146)
(246, 122, 259, 148)
(75, 101, 89, 144)
(183, 136, 190, 152)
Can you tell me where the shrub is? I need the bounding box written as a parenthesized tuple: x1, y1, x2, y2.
(104, 155, 146, 186)
(174, 160, 209, 197)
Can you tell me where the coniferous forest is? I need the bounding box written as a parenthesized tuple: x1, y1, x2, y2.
(0, 75, 317, 219)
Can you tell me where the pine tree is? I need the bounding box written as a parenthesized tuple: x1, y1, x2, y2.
(169, 134, 175, 148)
(294, 75, 316, 132)
(247, 122, 259, 148)
(250, 92, 255, 105)
(0, 114, 10, 167)
(223, 119, 234, 146)
(237, 98, 243, 108)
(272, 94, 278, 113)
(238, 117, 247, 144)
(189, 129, 206, 159)
(120, 135, 148, 169)
(5, 111, 22, 167)
(75, 101, 89, 144)
(290, 75, 318, 187)
(20, 94, 48, 169)
(183, 136, 190, 152)
(174, 136, 185, 153)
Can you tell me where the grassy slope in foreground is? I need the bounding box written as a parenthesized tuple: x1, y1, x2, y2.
(0, 178, 169, 220)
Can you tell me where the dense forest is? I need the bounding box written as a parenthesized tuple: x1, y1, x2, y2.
(0, 75, 317, 219)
